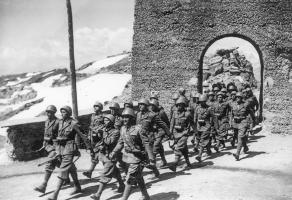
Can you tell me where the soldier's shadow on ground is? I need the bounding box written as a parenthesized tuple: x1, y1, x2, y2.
(239, 151, 266, 161)
(248, 135, 265, 143)
(151, 191, 180, 200)
(64, 181, 120, 200)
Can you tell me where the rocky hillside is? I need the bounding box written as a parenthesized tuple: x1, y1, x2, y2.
(0, 52, 131, 121)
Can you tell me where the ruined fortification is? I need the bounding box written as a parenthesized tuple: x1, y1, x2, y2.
(132, 0, 292, 134)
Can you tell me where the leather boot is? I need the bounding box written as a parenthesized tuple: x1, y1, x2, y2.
(83, 162, 97, 179)
(159, 149, 167, 168)
(121, 184, 132, 200)
(168, 155, 180, 172)
(182, 151, 192, 169)
(115, 169, 125, 193)
(214, 140, 220, 152)
(90, 182, 105, 200)
(63, 177, 71, 186)
(34, 170, 52, 193)
(69, 169, 82, 195)
(47, 178, 63, 200)
(137, 177, 150, 200)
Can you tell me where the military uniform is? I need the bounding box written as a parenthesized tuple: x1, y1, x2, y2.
(213, 101, 230, 150)
(56, 118, 91, 180)
(230, 99, 255, 160)
(34, 116, 59, 193)
(111, 124, 152, 200)
(194, 104, 214, 162)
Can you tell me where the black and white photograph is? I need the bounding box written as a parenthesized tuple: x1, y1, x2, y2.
(0, 0, 291, 200)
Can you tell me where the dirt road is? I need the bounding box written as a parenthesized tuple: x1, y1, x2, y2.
(1, 129, 292, 200)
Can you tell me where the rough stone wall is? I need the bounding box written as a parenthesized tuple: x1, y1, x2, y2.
(132, 0, 292, 132)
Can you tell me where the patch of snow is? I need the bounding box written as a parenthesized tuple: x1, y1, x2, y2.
(26, 72, 41, 77)
(8, 73, 131, 120)
(42, 70, 55, 77)
(79, 54, 129, 74)
(11, 89, 32, 98)
(0, 148, 13, 165)
(6, 77, 31, 86)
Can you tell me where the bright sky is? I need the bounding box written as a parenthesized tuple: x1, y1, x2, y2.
(0, 0, 135, 75)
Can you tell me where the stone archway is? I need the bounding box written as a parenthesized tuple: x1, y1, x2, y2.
(198, 33, 264, 121)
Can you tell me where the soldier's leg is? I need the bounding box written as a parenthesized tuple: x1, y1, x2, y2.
(233, 126, 248, 161)
(137, 176, 150, 200)
(243, 135, 249, 153)
(83, 154, 98, 179)
(159, 144, 167, 166)
(121, 163, 142, 200)
(48, 154, 73, 200)
(169, 150, 181, 172)
(69, 164, 82, 195)
(182, 146, 191, 168)
(195, 132, 203, 162)
(116, 151, 128, 174)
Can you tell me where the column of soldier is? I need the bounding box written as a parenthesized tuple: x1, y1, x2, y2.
(34, 82, 259, 200)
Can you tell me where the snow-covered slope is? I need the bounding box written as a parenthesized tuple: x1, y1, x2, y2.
(78, 54, 129, 74)
(8, 73, 131, 120)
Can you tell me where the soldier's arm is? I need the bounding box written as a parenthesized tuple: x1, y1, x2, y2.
(111, 133, 124, 154)
(153, 114, 171, 137)
(160, 111, 170, 128)
(104, 130, 120, 145)
(247, 104, 256, 126)
(73, 123, 92, 150)
(188, 112, 196, 133)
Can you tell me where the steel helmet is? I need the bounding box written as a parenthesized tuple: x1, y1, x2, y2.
(208, 91, 215, 96)
(236, 92, 243, 97)
(124, 100, 133, 108)
(178, 87, 186, 95)
(231, 91, 237, 95)
(60, 105, 72, 116)
(228, 85, 236, 91)
(122, 108, 136, 118)
(176, 97, 188, 106)
(104, 114, 115, 123)
(172, 93, 180, 100)
(198, 95, 208, 102)
(46, 105, 57, 113)
(149, 99, 159, 108)
(191, 91, 197, 98)
(150, 93, 158, 100)
(109, 102, 120, 110)
(213, 86, 220, 92)
(203, 82, 209, 87)
(138, 98, 149, 106)
(221, 88, 227, 93)
(94, 101, 103, 110)
(217, 91, 224, 97)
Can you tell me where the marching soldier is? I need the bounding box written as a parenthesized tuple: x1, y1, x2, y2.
(194, 95, 214, 163)
(230, 92, 255, 161)
(109, 102, 123, 130)
(83, 101, 104, 179)
(221, 88, 228, 101)
(136, 98, 170, 177)
(109, 108, 153, 200)
(170, 93, 179, 123)
(34, 105, 60, 194)
(213, 92, 230, 152)
(90, 114, 125, 200)
(169, 97, 195, 172)
(207, 91, 217, 145)
(148, 99, 170, 167)
(48, 106, 93, 200)
(189, 92, 201, 153)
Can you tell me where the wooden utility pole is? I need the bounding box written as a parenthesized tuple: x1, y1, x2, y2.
(66, 0, 78, 119)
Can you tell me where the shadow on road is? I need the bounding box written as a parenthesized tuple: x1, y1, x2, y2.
(240, 151, 266, 160)
(151, 191, 180, 200)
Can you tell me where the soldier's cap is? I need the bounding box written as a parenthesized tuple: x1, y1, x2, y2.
(60, 105, 72, 116)
(217, 91, 224, 97)
(122, 108, 136, 118)
(138, 98, 150, 106)
(198, 94, 208, 102)
(228, 85, 236, 90)
(236, 92, 243, 97)
(231, 91, 237, 95)
(172, 93, 180, 100)
(46, 105, 57, 113)
(175, 97, 188, 106)
(208, 91, 215, 96)
(149, 99, 159, 108)
(109, 102, 120, 110)
(94, 101, 103, 110)
(104, 114, 115, 123)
